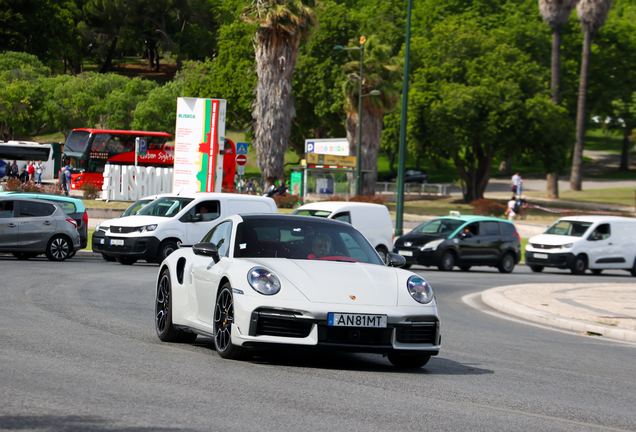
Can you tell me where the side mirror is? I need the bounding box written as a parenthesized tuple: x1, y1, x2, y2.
(191, 213, 204, 222)
(460, 231, 473, 239)
(193, 242, 220, 263)
(386, 252, 406, 268)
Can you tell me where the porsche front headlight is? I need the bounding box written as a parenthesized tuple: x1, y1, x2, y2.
(248, 267, 281, 295)
(421, 239, 444, 251)
(407, 275, 434, 304)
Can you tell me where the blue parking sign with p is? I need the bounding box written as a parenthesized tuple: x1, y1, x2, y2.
(236, 142, 248, 155)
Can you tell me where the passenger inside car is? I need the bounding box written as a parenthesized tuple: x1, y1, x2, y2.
(308, 233, 332, 259)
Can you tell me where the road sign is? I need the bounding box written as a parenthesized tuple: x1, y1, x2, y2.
(306, 153, 356, 167)
(236, 142, 248, 155)
(237, 165, 245, 175)
(138, 138, 147, 156)
(236, 154, 247, 166)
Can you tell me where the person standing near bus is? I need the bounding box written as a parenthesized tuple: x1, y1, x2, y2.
(35, 160, 44, 185)
(10, 161, 18, 179)
(27, 161, 35, 183)
(64, 165, 71, 195)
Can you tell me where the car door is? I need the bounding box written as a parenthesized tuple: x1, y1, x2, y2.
(479, 221, 502, 261)
(16, 201, 57, 250)
(456, 222, 481, 263)
(0, 200, 18, 249)
(587, 223, 623, 269)
(183, 200, 221, 244)
(192, 221, 232, 325)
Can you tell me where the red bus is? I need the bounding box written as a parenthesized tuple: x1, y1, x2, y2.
(62, 129, 173, 190)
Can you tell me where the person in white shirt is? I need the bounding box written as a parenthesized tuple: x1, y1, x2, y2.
(504, 195, 517, 221)
(511, 172, 522, 195)
(35, 160, 44, 185)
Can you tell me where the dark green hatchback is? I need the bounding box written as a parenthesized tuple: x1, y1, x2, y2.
(392, 215, 521, 273)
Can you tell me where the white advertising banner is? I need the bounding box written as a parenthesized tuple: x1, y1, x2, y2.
(174, 97, 227, 193)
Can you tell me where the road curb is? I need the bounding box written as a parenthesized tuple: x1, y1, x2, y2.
(481, 285, 636, 343)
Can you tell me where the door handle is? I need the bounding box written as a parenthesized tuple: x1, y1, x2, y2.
(7, 223, 17, 228)
(608, 243, 613, 245)
(43, 221, 52, 225)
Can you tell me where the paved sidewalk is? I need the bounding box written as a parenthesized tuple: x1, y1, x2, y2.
(482, 283, 636, 343)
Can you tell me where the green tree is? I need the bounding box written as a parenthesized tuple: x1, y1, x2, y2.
(132, 80, 186, 134)
(99, 77, 158, 129)
(241, 0, 318, 188)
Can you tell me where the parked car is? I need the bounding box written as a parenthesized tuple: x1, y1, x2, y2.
(292, 201, 393, 262)
(0, 196, 81, 261)
(525, 216, 636, 275)
(102, 193, 278, 265)
(386, 169, 429, 184)
(393, 215, 521, 272)
(93, 194, 164, 262)
(155, 213, 441, 368)
(0, 192, 88, 256)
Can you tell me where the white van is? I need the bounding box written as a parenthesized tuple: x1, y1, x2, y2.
(292, 201, 393, 262)
(525, 216, 636, 275)
(101, 193, 277, 265)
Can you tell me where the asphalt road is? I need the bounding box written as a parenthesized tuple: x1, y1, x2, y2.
(1, 256, 635, 431)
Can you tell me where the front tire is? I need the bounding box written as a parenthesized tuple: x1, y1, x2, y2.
(157, 240, 179, 263)
(498, 253, 515, 273)
(388, 353, 431, 368)
(45, 236, 72, 261)
(530, 265, 544, 273)
(155, 269, 197, 343)
(438, 250, 455, 271)
(214, 284, 247, 360)
(101, 253, 116, 262)
(571, 255, 587, 275)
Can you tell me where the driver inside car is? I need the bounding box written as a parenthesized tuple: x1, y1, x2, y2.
(307, 233, 332, 259)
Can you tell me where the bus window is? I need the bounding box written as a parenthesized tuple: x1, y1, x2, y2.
(64, 130, 91, 153)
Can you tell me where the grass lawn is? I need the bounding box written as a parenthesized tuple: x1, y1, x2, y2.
(87, 229, 94, 250)
(584, 126, 635, 154)
(526, 188, 636, 207)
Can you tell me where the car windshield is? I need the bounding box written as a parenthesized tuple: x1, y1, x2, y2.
(234, 218, 384, 265)
(292, 209, 332, 217)
(136, 197, 193, 217)
(545, 220, 592, 237)
(413, 219, 465, 235)
(122, 199, 154, 217)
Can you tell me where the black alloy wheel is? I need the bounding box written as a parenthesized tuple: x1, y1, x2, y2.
(376, 246, 388, 264)
(438, 250, 455, 271)
(214, 284, 247, 359)
(387, 353, 431, 368)
(155, 269, 197, 343)
(571, 255, 587, 275)
(498, 253, 515, 273)
(530, 265, 544, 273)
(158, 240, 179, 263)
(46, 236, 72, 261)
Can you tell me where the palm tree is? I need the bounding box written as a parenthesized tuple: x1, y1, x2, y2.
(570, 0, 613, 190)
(242, 0, 317, 188)
(538, 0, 579, 198)
(342, 35, 400, 196)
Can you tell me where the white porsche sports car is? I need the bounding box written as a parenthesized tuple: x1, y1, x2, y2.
(155, 214, 441, 368)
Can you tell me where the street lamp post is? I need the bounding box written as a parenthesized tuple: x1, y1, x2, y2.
(395, 0, 413, 236)
(335, 37, 380, 196)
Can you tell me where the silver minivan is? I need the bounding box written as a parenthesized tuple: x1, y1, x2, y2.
(0, 197, 81, 261)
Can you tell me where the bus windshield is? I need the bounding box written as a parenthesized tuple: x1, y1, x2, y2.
(63, 130, 91, 154)
(136, 197, 193, 218)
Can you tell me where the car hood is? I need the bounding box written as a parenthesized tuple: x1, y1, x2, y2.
(395, 232, 446, 247)
(109, 215, 171, 228)
(528, 234, 579, 246)
(246, 258, 398, 306)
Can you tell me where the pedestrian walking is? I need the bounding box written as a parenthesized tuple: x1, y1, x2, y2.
(10, 160, 19, 179)
(35, 160, 44, 185)
(27, 161, 35, 183)
(504, 195, 517, 221)
(64, 165, 71, 196)
(511, 172, 523, 195)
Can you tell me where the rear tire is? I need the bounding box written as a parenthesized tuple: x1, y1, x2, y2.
(530, 265, 544, 273)
(498, 253, 515, 273)
(101, 253, 116, 262)
(438, 250, 455, 271)
(155, 269, 197, 343)
(388, 353, 431, 368)
(571, 255, 587, 275)
(214, 283, 247, 360)
(117, 256, 137, 265)
(45, 235, 72, 261)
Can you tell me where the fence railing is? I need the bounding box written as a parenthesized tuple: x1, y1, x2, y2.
(375, 182, 448, 195)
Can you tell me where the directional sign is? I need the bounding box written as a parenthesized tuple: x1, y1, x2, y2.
(236, 142, 248, 155)
(236, 154, 247, 166)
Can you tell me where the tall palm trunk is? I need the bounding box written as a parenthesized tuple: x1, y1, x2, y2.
(253, 36, 299, 188)
(546, 27, 564, 198)
(571, 29, 591, 191)
(345, 109, 383, 196)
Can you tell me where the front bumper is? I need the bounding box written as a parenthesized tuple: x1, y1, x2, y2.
(525, 250, 575, 268)
(393, 247, 439, 266)
(92, 229, 106, 253)
(100, 235, 161, 262)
